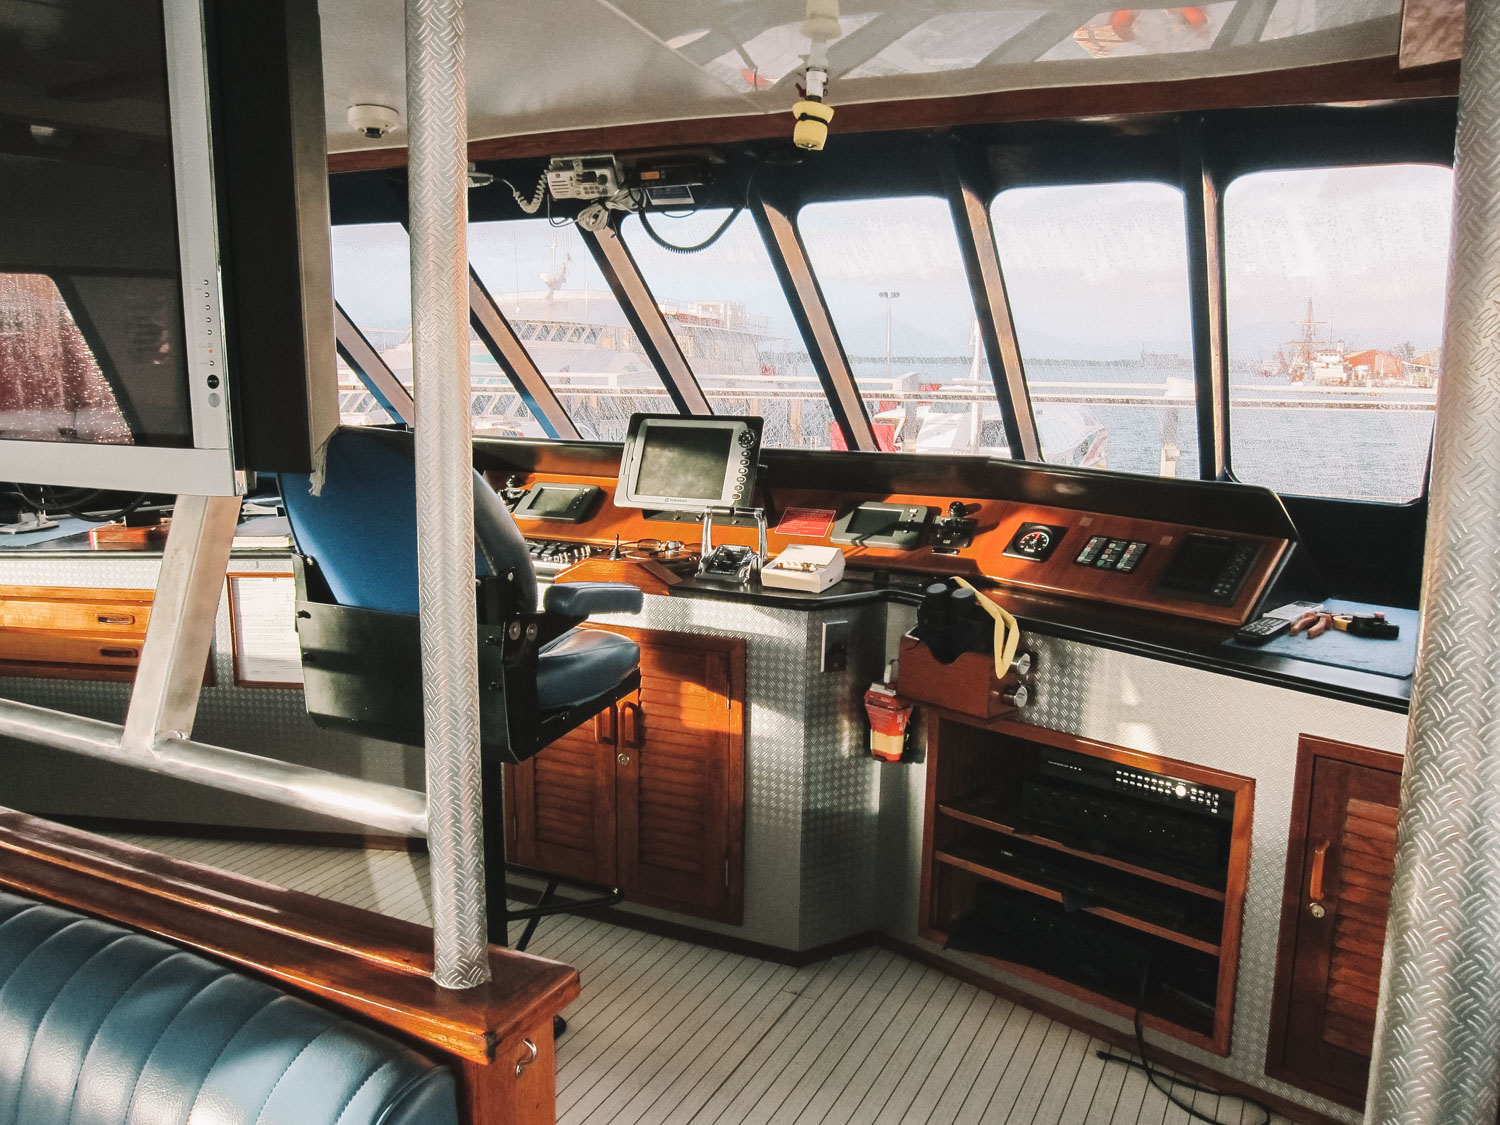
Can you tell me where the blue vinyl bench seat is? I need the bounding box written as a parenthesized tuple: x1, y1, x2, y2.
(0, 889, 458, 1125)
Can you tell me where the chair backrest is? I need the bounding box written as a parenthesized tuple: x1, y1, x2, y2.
(280, 426, 537, 616)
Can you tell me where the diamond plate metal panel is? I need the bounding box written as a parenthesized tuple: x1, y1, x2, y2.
(406, 0, 488, 989)
(592, 595, 886, 951)
(886, 628, 1406, 1124)
(1368, 1, 1500, 1116)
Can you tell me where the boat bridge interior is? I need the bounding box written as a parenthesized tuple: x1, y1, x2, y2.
(0, 1, 1491, 1123)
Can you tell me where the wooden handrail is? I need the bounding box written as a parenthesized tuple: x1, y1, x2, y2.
(0, 810, 577, 1085)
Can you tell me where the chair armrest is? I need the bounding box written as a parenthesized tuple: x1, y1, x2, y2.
(543, 582, 644, 618)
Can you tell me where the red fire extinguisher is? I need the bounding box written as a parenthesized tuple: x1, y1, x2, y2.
(864, 682, 914, 763)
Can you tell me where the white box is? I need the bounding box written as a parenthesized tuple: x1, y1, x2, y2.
(760, 545, 845, 593)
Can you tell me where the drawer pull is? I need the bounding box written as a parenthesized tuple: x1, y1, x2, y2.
(99, 647, 139, 660)
(96, 613, 136, 626)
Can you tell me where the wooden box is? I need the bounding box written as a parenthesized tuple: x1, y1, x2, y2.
(895, 632, 1018, 719)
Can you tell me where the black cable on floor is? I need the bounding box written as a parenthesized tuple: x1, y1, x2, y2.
(1096, 1007, 1271, 1125)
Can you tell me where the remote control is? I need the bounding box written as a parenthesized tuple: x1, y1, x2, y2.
(1234, 616, 1292, 645)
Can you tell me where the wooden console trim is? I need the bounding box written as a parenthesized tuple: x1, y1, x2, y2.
(554, 556, 682, 595)
(0, 809, 578, 1066)
(488, 471, 1286, 626)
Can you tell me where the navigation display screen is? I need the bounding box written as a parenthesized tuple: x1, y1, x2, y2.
(530, 486, 582, 516)
(635, 426, 734, 501)
(845, 506, 905, 540)
(0, 0, 192, 448)
(1160, 536, 1233, 595)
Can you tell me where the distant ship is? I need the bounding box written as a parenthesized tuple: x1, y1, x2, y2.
(1256, 299, 1437, 387)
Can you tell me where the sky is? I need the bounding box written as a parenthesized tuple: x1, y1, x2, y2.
(330, 163, 1454, 366)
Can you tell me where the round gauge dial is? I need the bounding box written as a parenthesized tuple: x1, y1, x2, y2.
(1004, 522, 1067, 562)
(1016, 529, 1053, 556)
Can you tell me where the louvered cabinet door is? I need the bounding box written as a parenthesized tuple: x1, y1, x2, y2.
(1267, 736, 1402, 1110)
(509, 714, 617, 886)
(615, 634, 745, 924)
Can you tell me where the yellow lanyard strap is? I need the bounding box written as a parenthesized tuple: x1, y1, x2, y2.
(952, 577, 1020, 678)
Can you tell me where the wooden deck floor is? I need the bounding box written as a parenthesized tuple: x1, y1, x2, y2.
(111, 834, 1292, 1125)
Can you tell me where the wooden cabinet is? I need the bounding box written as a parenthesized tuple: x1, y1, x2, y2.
(1266, 734, 1402, 1110)
(508, 627, 745, 925)
(919, 710, 1253, 1056)
(0, 585, 154, 680)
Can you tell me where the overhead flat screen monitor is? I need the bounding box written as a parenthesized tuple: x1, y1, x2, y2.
(0, 0, 336, 494)
(616, 414, 763, 512)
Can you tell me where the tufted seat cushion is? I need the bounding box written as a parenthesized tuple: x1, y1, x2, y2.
(537, 628, 641, 711)
(0, 890, 458, 1125)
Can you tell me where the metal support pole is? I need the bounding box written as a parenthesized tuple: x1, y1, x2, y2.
(120, 494, 240, 753)
(584, 225, 712, 415)
(1180, 119, 1229, 481)
(406, 0, 490, 989)
(937, 142, 1041, 461)
(1368, 1, 1500, 1117)
(468, 268, 581, 440)
(751, 194, 880, 452)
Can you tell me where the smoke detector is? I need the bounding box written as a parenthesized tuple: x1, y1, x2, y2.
(347, 104, 400, 140)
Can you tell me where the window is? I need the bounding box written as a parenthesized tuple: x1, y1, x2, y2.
(469, 220, 671, 442)
(330, 224, 409, 427)
(1224, 164, 1451, 502)
(799, 197, 1001, 455)
(0, 273, 130, 444)
(621, 209, 830, 449)
(992, 182, 1197, 475)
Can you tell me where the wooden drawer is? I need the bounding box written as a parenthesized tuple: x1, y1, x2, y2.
(0, 586, 152, 635)
(0, 585, 157, 681)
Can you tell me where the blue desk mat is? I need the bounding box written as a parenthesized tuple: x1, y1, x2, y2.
(1224, 599, 1419, 680)
(0, 517, 102, 545)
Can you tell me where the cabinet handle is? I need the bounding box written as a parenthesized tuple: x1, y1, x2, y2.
(514, 1037, 537, 1077)
(595, 705, 616, 744)
(620, 701, 643, 749)
(1308, 839, 1330, 908)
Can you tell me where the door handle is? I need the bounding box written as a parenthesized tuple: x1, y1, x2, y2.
(594, 705, 616, 744)
(620, 701, 643, 749)
(1308, 839, 1330, 917)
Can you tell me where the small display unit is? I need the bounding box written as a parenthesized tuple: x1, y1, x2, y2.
(830, 502, 933, 549)
(1156, 532, 1260, 606)
(615, 414, 762, 513)
(512, 482, 601, 522)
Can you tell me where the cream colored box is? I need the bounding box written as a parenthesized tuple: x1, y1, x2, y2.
(760, 545, 845, 593)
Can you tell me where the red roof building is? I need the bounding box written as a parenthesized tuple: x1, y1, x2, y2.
(1343, 349, 1406, 382)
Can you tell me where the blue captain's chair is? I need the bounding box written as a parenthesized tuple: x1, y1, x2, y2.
(279, 426, 641, 951)
(280, 425, 642, 763)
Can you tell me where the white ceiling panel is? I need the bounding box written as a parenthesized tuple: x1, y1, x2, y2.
(320, 0, 1404, 154)
(320, 0, 763, 154)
